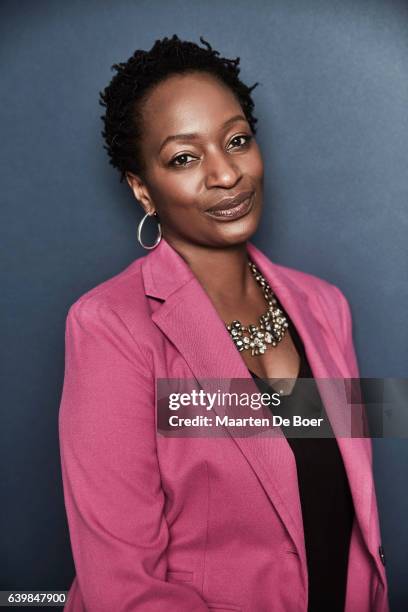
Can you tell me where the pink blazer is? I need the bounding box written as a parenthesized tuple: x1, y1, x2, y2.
(59, 237, 389, 611)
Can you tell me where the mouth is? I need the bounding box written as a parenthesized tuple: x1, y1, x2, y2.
(204, 190, 255, 221)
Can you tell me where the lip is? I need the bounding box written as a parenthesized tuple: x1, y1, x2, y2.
(206, 190, 254, 212)
(204, 191, 254, 221)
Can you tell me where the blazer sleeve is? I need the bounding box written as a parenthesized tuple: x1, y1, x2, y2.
(59, 298, 210, 612)
(330, 285, 372, 444)
(331, 284, 360, 379)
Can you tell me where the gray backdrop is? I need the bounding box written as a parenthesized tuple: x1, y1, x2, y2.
(1, 0, 407, 609)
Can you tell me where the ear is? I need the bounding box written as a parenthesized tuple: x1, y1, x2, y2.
(125, 172, 156, 215)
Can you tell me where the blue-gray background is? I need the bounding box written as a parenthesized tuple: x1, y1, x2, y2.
(1, 0, 407, 609)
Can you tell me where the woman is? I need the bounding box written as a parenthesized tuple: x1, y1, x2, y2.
(59, 35, 389, 611)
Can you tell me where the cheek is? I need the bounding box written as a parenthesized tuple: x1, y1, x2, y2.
(148, 173, 203, 231)
(247, 146, 264, 181)
(149, 169, 200, 212)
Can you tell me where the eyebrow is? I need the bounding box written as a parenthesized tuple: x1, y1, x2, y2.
(158, 114, 248, 153)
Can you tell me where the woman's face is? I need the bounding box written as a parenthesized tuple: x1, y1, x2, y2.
(127, 71, 264, 249)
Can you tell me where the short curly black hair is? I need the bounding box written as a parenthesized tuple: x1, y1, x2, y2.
(99, 34, 259, 182)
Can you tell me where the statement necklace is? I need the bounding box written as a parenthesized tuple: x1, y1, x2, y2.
(225, 260, 289, 356)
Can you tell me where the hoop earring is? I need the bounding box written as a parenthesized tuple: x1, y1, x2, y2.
(137, 211, 162, 250)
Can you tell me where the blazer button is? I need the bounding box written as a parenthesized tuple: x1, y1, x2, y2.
(379, 545, 386, 566)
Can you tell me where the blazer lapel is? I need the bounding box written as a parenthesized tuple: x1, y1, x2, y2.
(246, 242, 381, 580)
(141, 237, 376, 575)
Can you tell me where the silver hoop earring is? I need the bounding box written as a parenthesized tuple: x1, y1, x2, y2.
(137, 211, 162, 250)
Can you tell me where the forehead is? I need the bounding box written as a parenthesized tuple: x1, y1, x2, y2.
(140, 72, 244, 146)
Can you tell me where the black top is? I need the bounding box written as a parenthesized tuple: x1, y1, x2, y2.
(249, 315, 354, 612)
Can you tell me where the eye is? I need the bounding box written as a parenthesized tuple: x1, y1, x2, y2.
(228, 134, 253, 150)
(169, 153, 197, 167)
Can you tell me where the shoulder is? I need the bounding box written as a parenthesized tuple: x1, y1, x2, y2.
(270, 261, 352, 343)
(65, 254, 154, 354)
(249, 242, 346, 305)
(68, 251, 151, 312)
(272, 260, 347, 304)
(69, 255, 146, 312)
(250, 243, 352, 333)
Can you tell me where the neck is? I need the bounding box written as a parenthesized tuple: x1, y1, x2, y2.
(164, 236, 254, 307)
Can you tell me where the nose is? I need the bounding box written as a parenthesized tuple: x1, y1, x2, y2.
(204, 149, 243, 189)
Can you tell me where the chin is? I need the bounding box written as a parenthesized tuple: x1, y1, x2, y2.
(215, 222, 259, 247)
